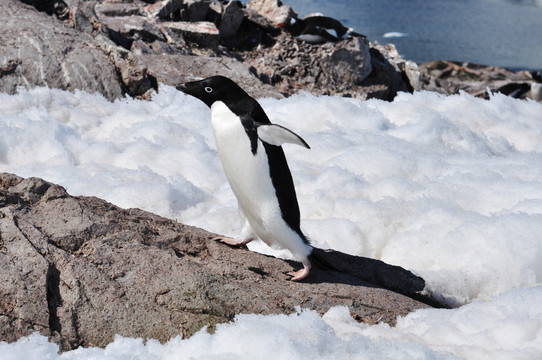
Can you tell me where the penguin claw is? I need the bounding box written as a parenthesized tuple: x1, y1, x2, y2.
(287, 265, 311, 281)
(213, 236, 253, 246)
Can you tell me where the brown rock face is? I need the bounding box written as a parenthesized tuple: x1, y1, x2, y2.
(0, 173, 435, 351)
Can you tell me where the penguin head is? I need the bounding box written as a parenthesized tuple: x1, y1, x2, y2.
(176, 76, 249, 108)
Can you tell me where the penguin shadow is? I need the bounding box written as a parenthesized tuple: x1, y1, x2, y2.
(213, 240, 443, 307)
(285, 247, 445, 308)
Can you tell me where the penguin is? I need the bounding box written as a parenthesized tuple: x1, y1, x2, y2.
(280, 15, 366, 44)
(176, 76, 313, 281)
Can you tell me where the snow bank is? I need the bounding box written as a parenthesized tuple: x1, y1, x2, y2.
(1, 86, 541, 359)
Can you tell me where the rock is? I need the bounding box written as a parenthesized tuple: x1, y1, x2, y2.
(0, 173, 437, 351)
(62, 0, 98, 33)
(0, 0, 124, 101)
(242, 7, 277, 33)
(361, 42, 413, 99)
(144, 0, 183, 20)
(319, 37, 372, 87)
(135, 54, 284, 99)
(182, 0, 210, 22)
(161, 21, 220, 50)
(98, 15, 166, 44)
(403, 60, 422, 91)
(417, 60, 537, 99)
(246, 0, 296, 26)
(240, 33, 409, 100)
(94, 3, 141, 18)
(219, 0, 244, 39)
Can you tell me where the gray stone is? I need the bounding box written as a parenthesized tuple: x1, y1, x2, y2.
(160, 21, 219, 50)
(0, 0, 123, 101)
(0, 173, 437, 351)
(319, 37, 372, 86)
(246, 0, 296, 26)
(144, 0, 183, 19)
(99, 15, 166, 44)
(403, 60, 422, 91)
(136, 54, 283, 99)
(94, 3, 142, 18)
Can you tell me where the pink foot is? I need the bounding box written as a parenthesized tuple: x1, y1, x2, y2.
(213, 236, 254, 246)
(287, 263, 311, 281)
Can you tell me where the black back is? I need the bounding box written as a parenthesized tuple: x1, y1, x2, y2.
(177, 76, 308, 242)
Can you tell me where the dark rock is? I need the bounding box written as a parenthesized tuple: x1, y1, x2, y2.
(182, 0, 210, 22)
(20, 0, 70, 20)
(0, 173, 437, 351)
(218, 0, 244, 39)
(360, 46, 411, 101)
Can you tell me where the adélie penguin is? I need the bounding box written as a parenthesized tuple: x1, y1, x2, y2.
(280, 15, 366, 44)
(176, 76, 314, 281)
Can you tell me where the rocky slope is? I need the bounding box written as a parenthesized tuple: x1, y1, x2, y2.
(0, 173, 438, 350)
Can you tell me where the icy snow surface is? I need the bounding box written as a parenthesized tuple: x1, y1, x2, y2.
(1, 86, 541, 359)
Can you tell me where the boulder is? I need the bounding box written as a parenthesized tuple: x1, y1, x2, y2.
(182, 0, 210, 22)
(0, 173, 437, 351)
(219, 0, 245, 39)
(319, 36, 372, 87)
(0, 0, 123, 101)
(161, 21, 220, 50)
(246, 0, 296, 26)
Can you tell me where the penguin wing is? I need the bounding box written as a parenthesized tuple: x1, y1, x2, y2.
(257, 124, 311, 149)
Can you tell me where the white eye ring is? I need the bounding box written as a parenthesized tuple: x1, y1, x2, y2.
(204, 87, 213, 93)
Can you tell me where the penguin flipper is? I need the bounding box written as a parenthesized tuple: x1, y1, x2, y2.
(257, 124, 311, 149)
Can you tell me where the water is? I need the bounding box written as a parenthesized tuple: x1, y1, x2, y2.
(282, 0, 542, 70)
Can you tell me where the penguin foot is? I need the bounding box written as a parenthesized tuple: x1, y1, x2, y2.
(213, 236, 254, 246)
(287, 263, 311, 281)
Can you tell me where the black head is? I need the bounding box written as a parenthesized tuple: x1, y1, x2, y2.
(176, 76, 250, 108)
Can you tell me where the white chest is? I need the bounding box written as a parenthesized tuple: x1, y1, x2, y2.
(210, 102, 278, 219)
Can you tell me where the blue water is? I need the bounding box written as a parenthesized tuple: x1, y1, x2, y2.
(280, 0, 542, 70)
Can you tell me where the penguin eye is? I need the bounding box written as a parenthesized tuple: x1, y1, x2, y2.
(204, 87, 213, 93)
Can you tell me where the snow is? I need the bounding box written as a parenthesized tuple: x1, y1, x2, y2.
(1, 86, 541, 359)
(382, 32, 408, 38)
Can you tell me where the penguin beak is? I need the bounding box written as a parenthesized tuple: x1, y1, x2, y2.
(175, 83, 187, 92)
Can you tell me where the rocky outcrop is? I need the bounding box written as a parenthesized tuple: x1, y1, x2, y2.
(419, 60, 542, 101)
(0, 0, 124, 100)
(1, 0, 416, 101)
(241, 32, 413, 100)
(3, 0, 538, 102)
(0, 173, 437, 351)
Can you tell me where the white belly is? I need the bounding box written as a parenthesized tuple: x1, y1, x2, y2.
(210, 102, 311, 261)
